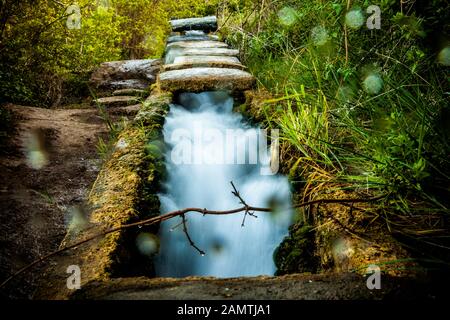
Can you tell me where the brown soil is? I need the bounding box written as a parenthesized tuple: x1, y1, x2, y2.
(0, 103, 136, 299)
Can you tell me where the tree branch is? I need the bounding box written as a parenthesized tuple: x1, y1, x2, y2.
(0, 183, 388, 289)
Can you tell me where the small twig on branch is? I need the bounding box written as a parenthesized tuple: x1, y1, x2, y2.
(0, 183, 388, 290)
(169, 219, 184, 232)
(181, 214, 205, 256)
(230, 181, 257, 227)
(230, 181, 248, 207)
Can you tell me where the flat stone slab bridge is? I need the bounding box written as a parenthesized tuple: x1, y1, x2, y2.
(159, 15, 256, 92)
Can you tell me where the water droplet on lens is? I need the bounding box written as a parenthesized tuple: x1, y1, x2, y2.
(311, 26, 329, 46)
(438, 46, 450, 66)
(363, 73, 383, 95)
(136, 233, 159, 256)
(345, 9, 365, 29)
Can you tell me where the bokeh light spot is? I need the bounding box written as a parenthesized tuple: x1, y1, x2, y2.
(278, 7, 298, 27)
(136, 233, 159, 256)
(345, 9, 365, 29)
(311, 26, 329, 46)
(363, 73, 383, 95)
(25, 129, 49, 170)
(438, 46, 450, 66)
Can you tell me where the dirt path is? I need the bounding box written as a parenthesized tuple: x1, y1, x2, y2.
(0, 103, 137, 299)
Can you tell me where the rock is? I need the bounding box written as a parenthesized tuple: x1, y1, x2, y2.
(170, 16, 217, 32)
(185, 30, 207, 36)
(173, 48, 239, 57)
(159, 67, 255, 92)
(164, 48, 239, 64)
(163, 56, 246, 72)
(90, 59, 161, 89)
(108, 104, 141, 117)
(108, 79, 150, 90)
(93, 96, 141, 108)
(112, 88, 149, 97)
(166, 40, 228, 50)
(167, 34, 220, 43)
(173, 55, 241, 65)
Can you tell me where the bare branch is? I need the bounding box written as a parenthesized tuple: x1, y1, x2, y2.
(0, 188, 389, 289)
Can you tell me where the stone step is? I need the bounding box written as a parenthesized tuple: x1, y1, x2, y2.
(107, 104, 141, 117)
(163, 62, 246, 72)
(90, 59, 160, 90)
(170, 48, 239, 57)
(90, 59, 160, 82)
(173, 55, 241, 65)
(163, 56, 246, 72)
(159, 67, 255, 92)
(184, 30, 207, 36)
(170, 16, 217, 32)
(108, 79, 150, 90)
(167, 34, 220, 43)
(112, 88, 149, 97)
(93, 96, 141, 108)
(167, 40, 228, 50)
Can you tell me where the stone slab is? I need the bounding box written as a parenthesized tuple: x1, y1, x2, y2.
(166, 40, 228, 50)
(175, 48, 239, 57)
(112, 88, 148, 97)
(167, 34, 220, 43)
(159, 67, 255, 92)
(163, 55, 245, 72)
(93, 96, 141, 107)
(170, 16, 217, 32)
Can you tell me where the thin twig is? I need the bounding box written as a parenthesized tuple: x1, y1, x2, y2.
(230, 181, 248, 207)
(230, 181, 252, 227)
(181, 214, 205, 256)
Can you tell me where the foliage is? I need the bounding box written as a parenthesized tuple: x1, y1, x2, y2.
(0, 0, 219, 107)
(221, 0, 450, 260)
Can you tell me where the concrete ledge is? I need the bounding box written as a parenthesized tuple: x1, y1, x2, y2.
(70, 273, 439, 300)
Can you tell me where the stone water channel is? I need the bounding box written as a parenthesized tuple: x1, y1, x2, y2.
(156, 17, 293, 278)
(33, 16, 433, 300)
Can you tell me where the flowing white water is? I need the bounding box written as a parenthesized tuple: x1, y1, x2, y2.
(154, 91, 293, 277)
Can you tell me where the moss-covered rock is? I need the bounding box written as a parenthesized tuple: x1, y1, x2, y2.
(274, 223, 319, 276)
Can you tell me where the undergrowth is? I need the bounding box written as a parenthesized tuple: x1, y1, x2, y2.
(221, 0, 450, 264)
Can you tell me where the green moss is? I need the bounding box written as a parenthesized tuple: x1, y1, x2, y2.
(69, 93, 174, 282)
(274, 223, 319, 276)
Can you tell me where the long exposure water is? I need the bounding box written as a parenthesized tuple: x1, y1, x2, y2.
(154, 91, 293, 277)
